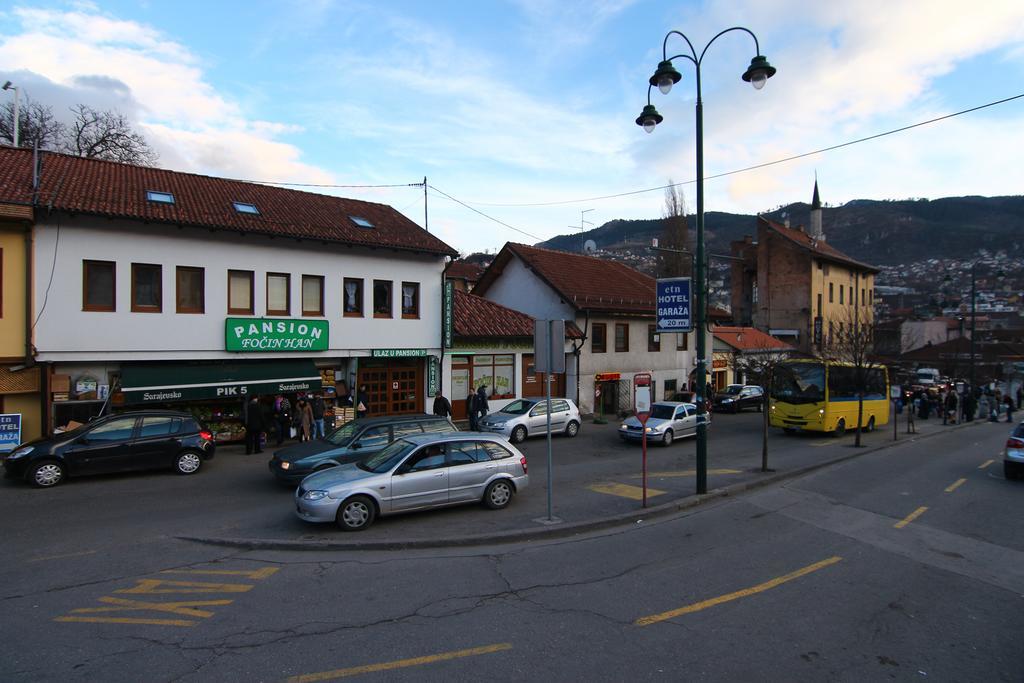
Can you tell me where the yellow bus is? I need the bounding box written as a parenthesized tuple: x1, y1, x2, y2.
(769, 359, 890, 436)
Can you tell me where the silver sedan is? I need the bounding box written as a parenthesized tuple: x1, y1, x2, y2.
(618, 401, 708, 447)
(477, 398, 581, 444)
(295, 432, 529, 531)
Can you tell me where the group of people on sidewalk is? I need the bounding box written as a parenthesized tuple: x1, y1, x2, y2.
(903, 385, 1018, 425)
(243, 392, 328, 455)
(429, 385, 490, 430)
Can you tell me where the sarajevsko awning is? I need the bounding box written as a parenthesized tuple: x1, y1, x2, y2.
(120, 361, 322, 405)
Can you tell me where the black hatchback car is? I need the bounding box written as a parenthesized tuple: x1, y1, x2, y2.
(2, 410, 215, 488)
(269, 413, 456, 483)
(712, 384, 765, 413)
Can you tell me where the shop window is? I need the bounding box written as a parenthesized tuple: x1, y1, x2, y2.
(677, 332, 688, 350)
(176, 266, 204, 314)
(373, 280, 392, 318)
(131, 263, 162, 313)
(267, 273, 290, 316)
(648, 324, 660, 352)
(471, 354, 515, 398)
(615, 323, 629, 352)
(343, 278, 363, 317)
(592, 323, 606, 353)
(401, 282, 420, 319)
(228, 269, 254, 314)
(302, 274, 324, 316)
(83, 260, 116, 312)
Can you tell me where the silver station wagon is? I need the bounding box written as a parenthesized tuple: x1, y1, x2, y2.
(477, 398, 581, 443)
(618, 401, 709, 446)
(295, 432, 528, 531)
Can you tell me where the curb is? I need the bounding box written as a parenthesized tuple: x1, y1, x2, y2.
(178, 419, 982, 552)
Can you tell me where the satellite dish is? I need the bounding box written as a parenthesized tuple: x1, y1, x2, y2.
(583, 239, 597, 254)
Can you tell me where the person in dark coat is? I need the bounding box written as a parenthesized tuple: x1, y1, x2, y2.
(467, 390, 478, 430)
(476, 385, 490, 423)
(355, 385, 370, 419)
(432, 391, 452, 418)
(311, 393, 326, 438)
(1005, 395, 1016, 423)
(245, 395, 265, 455)
(275, 394, 292, 446)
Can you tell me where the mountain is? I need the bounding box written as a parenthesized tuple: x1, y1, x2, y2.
(538, 195, 1024, 266)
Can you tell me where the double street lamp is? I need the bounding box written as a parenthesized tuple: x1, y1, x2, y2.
(637, 28, 775, 495)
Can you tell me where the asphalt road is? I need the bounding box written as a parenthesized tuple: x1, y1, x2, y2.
(2, 416, 1021, 681)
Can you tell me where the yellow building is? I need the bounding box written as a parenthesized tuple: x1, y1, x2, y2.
(0, 199, 42, 444)
(730, 182, 878, 355)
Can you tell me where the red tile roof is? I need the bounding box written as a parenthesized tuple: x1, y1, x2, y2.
(0, 147, 457, 257)
(475, 243, 657, 314)
(454, 290, 534, 339)
(760, 216, 878, 273)
(453, 290, 584, 340)
(714, 326, 794, 352)
(445, 260, 485, 282)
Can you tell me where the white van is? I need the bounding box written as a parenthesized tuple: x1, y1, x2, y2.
(916, 368, 940, 385)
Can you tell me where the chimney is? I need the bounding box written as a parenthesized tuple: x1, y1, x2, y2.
(809, 178, 824, 241)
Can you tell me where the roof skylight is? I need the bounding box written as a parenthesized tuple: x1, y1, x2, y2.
(349, 216, 374, 228)
(146, 190, 175, 204)
(233, 202, 260, 215)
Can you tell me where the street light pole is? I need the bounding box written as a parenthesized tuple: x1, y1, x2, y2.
(637, 28, 775, 495)
(2, 81, 18, 147)
(970, 263, 976, 395)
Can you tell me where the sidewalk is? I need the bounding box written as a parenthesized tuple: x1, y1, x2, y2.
(182, 412, 995, 552)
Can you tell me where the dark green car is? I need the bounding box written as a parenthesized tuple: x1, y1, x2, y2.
(268, 414, 455, 483)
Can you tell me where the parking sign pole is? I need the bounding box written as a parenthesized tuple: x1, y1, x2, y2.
(546, 320, 554, 521)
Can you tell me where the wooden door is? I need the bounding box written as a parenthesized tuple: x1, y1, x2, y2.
(358, 360, 423, 416)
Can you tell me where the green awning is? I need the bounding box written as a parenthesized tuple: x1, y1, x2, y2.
(120, 360, 322, 405)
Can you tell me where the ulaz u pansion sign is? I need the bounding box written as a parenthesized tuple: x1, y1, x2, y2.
(225, 318, 329, 352)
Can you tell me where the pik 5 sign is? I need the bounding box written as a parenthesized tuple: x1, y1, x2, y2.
(656, 277, 692, 333)
(225, 318, 329, 352)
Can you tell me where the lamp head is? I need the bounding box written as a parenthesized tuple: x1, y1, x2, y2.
(2, 81, 11, 91)
(649, 60, 682, 94)
(742, 55, 776, 90)
(635, 104, 663, 134)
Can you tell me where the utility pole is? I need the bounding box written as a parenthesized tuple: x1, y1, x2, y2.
(3, 82, 18, 147)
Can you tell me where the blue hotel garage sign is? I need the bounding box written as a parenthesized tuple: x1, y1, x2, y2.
(225, 318, 329, 352)
(0, 414, 22, 453)
(656, 277, 692, 333)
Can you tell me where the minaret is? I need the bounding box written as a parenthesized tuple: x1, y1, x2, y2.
(809, 178, 824, 241)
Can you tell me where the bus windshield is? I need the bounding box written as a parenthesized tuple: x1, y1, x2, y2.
(772, 363, 825, 404)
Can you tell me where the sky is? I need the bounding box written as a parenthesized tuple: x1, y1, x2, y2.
(2, 0, 1024, 256)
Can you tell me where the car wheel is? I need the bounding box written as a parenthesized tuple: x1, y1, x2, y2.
(865, 417, 876, 433)
(28, 460, 65, 488)
(483, 479, 514, 509)
(511, 425, 527, 444)
(337, 495, 376, 531)
(564, 420, 580, 438)
(833, 419, 846, 438)
(1005, 462, 1019, 480)
(661, 429, 674, 447)
(174, 451, 203, 475)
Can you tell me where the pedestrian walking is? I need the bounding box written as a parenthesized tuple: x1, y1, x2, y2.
(296, 398, 313, 441)
(432, 391, 452, 418)
(275, 394, 292, 446)
(1017, 386, 1024, 413)
(1005, 395, 1016, 423)
(467, 389, 478, 430)
(311, 393, 326, 439)
(355, 384, 369, 419)
(245, 395, 265, 455)
(476, 385, 490, 423)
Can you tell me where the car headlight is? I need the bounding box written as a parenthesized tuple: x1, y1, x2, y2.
(619, 423, 628, 430)
(302, 489, 328, 501)
(7, 446, 33, 458)
(819, 408, 825, 415)
(280, 461, 291, 470)
(722, 398, 734, 403)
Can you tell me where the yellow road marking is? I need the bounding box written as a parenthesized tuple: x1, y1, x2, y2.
(588, 483, 667, 500)
(894, 506, 928, 528)
(161, 567, 279, 580)
(945, 478, 967, 493)
(978, 460, 994, 469)
(69, 596, 232, 618)
(27, 550, 98, 563)
(635, 556, 843, 626)
(116, 579, 254, 595)
(55, 616, 197, 627)
(287, 643, 513, 683)
(634, 469, 741, 478)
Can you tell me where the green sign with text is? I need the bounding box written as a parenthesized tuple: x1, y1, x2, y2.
(225, 318, 330, 352)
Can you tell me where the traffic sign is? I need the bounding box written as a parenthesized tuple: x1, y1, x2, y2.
(656, 277, 692, 333)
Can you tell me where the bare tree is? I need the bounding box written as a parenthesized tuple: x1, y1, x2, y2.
(657, 181, 691, 278)
(64, 104, 158, 166)
(730, 348, 793, 471)
(825, 307, 886, 447)
(1, 97, 65, 150)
